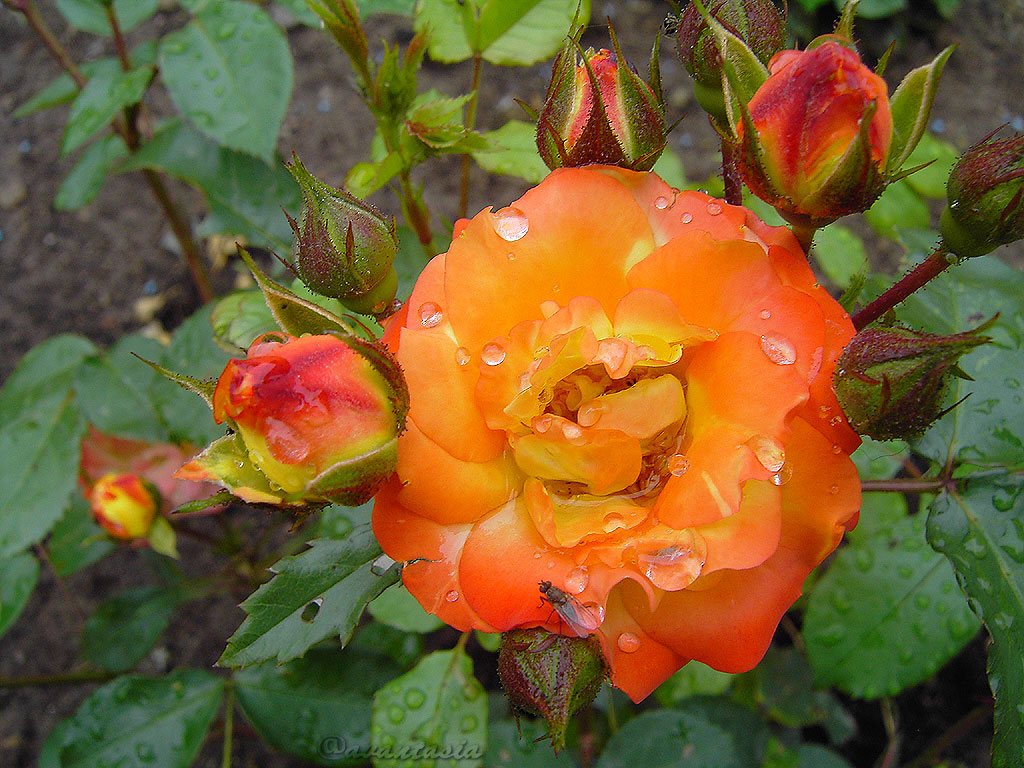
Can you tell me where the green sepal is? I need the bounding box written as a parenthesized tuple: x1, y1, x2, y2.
(306, 436, 399, 507)
(133, 354, 216, 411)
(887, 45, 956, 173)
(147, 516, 179, 559)
(176, 433, 289, 506)
(238, 246, 355, 338)
(172, 490, 236, 515)
(834, 0, 860, 41)
(307, 0, 371, 86)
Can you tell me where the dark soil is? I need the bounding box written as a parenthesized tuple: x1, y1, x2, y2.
(1, 1, 1022, 766)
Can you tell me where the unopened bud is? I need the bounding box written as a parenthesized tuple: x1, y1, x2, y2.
(834, 323, 992, 441)
(675, 0, 786, 125)
(90, 473, 159, 539)
(537, 28, 666, 172)
(498, 628, 605, 750)
(940, 131, 1024, 258)
(285, 156, 399, 317)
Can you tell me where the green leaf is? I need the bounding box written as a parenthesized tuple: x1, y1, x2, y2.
(863, 180, 931, 240)
(371, 647, 488, 768)
(652, 148, 686, 190)
(219, 527, 401, 667)
(159, 1, 293, 161)
(55, 135, 129, 210)
(892, 257, 1024, 467)
(314, 500, 373, 540)
(473, 119, 549, 184)
(352, 620, 424, 668)
(0, 335, 96, 423)
(61, 66, 152, 156)
(346, 152, 405, 198)
(49, 668, 224, 768)
(485, 717, 577, 768)
(851, 437, 909, 482)
(211, 289, 278, 351)
(368, 584, 444, 634)
(902, 131, 959, 199)
(416, 0, 589, 66)
(743, 647, 837, 728)
(813, 225, 866, 290)
(121, 119, 300, 250)
(359, 0, 416, 14)
(836, 0, 906, 18)
(595, 699, 768, 768)
(804, 495, 981, 699)
(47, 497, 115, 576)
(654, 662, 734, 707)
(887, 46, 955, 173)
(274, 0, 322, 26)
(235, 647, 400, 765)
(55, 0, 159, 35)
(74, 335, 172, 442)
(0, 551, 40, 640)
(80, 586, 179, 672)
(928, 477, 1024, 768)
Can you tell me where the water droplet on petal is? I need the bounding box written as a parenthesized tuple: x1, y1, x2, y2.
(617, 632, 640, 653)
(654, 195, 670, 210)
(455, 346, 471, 366)
(706, 202, 722, 215)
(760, 334, 797, 365)
(771, 463, 794, 486)
(418, 301, 442, 328)
(492, 206, 529, 241)
(481, 342, 506, 366)
(668, 454, 690, 476)
(829, 484, 840, 495)
(602, 513, 626, 534)
(445, 589, 459, 602)
(746, 434, 786, 473)
(680, 212, 693, 224)
(831, 444, 842, 455)
(759, 309, 771, 320)
(507, 251, 516, 261)
(565, 566, 589, 594)
(639, 542, 705, 591)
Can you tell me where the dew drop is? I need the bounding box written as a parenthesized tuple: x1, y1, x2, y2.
(461, 715, 479, 733)
(602, 514, 626, 534)
(481, 342, 506, 366)
(680, 212, 693, 224)
(746, 434, 786, 473)
(445, 589, 459, 603)
(759, 309, 771, 320)
(654, 196, 670, 210)
(668, 454, 690, 476)
(706, 201, 722, 215)
(405, 689, 426, 709)
(371, 554, 397, 575)
(639, 542, 705, 591)
(492, 206, 529, 241)
(829, 484, 839, 495)
(854, 549, 874, 571)
(388, 705, 405, 723)
(617, 632, 640, 653)
(565, 565, 589, 594)
(771, 463, 793, 486)
(418, 301, 442, 328)
(454, 347, 471, 366)
(506, 251, 516, 261)
(831, 444, 842, 454)
(760, 333, 797, 365)
(829, 416, 844, 427)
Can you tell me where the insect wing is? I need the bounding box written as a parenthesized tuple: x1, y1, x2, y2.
(546, 586, 602, 638)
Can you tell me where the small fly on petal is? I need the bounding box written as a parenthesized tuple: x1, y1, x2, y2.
(538, 580, 602, 638)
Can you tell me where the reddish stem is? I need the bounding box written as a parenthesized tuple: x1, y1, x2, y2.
(853, 245, 952, 330)
(861, 478, 949, 493)
(720, 140, 743, 206)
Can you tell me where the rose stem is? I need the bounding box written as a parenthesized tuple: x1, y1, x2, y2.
(11, 0, 215, 302)
(221, 683, 235, 768)
(457, 53, 484, 221)
(721, 140, 743, 206)
(791, 222, 816, 255)
(852, 244, 952, 331)
(860, 478, 950, 493)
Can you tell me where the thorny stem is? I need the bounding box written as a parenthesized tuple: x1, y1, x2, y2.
(104, 3, 132, 70)
(720, 140, 743, 206)
(861, 478, 950, 493)
(221, 683, 235, 768)
(457, 53, 484, 220)
(12, 0, 215, 302)
(853, 245, 952, 331)
(400, 171, 435, 258)
(0, 668, 115, 689)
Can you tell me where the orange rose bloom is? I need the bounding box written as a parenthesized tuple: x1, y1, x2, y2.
(372, 167, 861, 702)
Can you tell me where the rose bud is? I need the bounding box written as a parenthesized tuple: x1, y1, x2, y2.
(737, 38, 893, 228)
(940, 131, 1024, 258)
(537, 28, 666, 172)
(188, 333, 407, 506)
(498, 628, 605, 750)
(89, 473, 159, 540)
(833, 323, 991, 441)
(675, 0, 786, 127)
(285, 156, 399, 317)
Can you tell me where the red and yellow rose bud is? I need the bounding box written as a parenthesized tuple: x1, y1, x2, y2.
(833, 323, 991, 441)
(498, 628, 605, 750)
(285, 156, 399, 317)
(180, 332, 407, 506)
(537, 31, 666, 172)
(90, 473, 159, 540)
(675, 0, 786, 126)
(737, 38, 893, 227)
(940, 131, 1024, 258)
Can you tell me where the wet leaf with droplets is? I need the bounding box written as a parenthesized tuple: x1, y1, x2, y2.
(219, 526, 401, 668)
(41, 668, 223, 768)
(370, 647, 488, 768)
(235, 647, 401, 765)
(804, 493, 980, 699)
(484, 717, 577, 768)
(928, 478, 1024, 768)
(80, 586, 180, 673)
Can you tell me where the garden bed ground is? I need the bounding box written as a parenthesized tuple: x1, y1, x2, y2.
(2, 1, 1023, 765)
